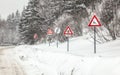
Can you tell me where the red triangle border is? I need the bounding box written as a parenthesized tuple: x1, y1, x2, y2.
(64, 26, 73, 35)
(88, 15, 101, 27)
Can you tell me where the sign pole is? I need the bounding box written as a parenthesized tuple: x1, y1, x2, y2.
(57, 35, 58, 48)
(49, 41, 50, 46)
(49, 36, 51, 46)
(47, 28, 54, 46)
(67, 37, 69, 52)
(94, 27, 96, 54)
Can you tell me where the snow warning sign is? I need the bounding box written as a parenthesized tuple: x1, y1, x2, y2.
(88, 15, 101, 27)
(64, 26, 73, 37)
(47, 28, 54, 35)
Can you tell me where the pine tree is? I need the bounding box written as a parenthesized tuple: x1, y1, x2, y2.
(14, 10, 21, 44)
(19, 0, 45, 44)
(6, 10, 21, 44)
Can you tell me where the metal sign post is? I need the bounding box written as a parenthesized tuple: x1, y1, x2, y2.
(94, 27, 96, 54)
(67, 37, 69, 52)
(49, 40, 51, 46)
(57, 37, 59, 48)
(47, 28, 54, 46)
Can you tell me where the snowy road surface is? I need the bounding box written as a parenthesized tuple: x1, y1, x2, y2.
(0, 47, 25, 75)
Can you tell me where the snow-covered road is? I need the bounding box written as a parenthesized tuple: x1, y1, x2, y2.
(0, 47, 25, 75)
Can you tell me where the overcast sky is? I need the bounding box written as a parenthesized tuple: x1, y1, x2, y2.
(0, 0, 29, 19)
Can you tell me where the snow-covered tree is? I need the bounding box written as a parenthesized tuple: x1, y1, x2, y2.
(6, 11, 21, 44)
(19, 0, 45, 44)
(101, 0, 120, 40)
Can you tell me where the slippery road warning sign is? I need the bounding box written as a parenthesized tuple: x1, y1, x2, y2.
(64, 26, 73, 37)
(88, 15, 101, 54)
(88, 15, 101, 26)
(47, 28, 54, 35)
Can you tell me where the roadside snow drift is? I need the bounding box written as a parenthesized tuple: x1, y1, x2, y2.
(7, 37, 120, 75)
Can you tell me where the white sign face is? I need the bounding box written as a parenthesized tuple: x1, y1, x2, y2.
(91, 18, 99, 25)
(54, 27, 61, 34)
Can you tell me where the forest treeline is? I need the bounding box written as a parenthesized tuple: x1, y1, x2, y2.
(0, 0, 120, 45)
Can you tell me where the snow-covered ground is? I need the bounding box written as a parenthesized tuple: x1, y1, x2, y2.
(6, 36, 120, 75)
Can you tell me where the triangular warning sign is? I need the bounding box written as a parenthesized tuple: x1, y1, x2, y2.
(64, 26, 73, 36)
(34, 33, 38, 39)
(47, 29, 54, 35)
(89, 15, 101, 26)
